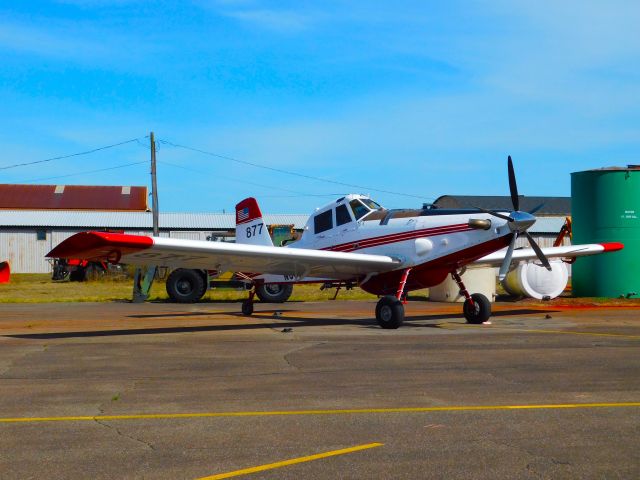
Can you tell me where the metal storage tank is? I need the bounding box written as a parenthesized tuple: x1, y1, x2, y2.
(429, 266, 496, 303)
(571, 166, 640, 297)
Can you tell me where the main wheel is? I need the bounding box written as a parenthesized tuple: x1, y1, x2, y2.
(241, 299, 254, 316)
(463, 293, 491, 324)
(255, 283, 293, 303)
(166, 268, 207, 303)
(375, 295, 404, 329)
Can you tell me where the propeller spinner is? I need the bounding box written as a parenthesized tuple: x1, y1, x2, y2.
(478, 156, 552, 280)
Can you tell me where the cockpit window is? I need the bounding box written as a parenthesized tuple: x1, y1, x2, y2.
(313, 210, 333, 234)
(335, 204, 352, 226)
(349, 199, 371, 220)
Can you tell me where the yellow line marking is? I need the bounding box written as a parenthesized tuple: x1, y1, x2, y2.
(195, 443, 383, 480)
(524, 329, 640, 339)
(2, 403, 640, 424)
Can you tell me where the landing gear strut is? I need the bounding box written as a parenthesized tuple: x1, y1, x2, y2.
(451, 271, 491, 324)
(375, 268, 411, 329)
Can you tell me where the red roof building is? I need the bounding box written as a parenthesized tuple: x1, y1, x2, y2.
(0, 184, 149, 211)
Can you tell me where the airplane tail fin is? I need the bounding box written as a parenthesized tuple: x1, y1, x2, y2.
(235, 197, 273, 246)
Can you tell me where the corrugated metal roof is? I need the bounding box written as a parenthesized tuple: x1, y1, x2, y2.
(433, 195, 571, 216)
(0, 184, 148, 211)
(0, 210, 564, 233)
(0, 210, 310, 230)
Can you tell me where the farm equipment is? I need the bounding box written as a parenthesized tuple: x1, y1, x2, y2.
(51, 258, 109, 282)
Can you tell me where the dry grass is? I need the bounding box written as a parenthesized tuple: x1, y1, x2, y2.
(3, 274, 637, 306)
(0, 274, 378, 303)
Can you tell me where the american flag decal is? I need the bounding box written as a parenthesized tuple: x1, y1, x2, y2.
(237, 207, 250, 222)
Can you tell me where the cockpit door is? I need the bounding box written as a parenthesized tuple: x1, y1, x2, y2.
(335, 203, 357, 239)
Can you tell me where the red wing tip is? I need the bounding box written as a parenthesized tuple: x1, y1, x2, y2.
(600, 242, 624, 252)
(47, 231, 153, 259)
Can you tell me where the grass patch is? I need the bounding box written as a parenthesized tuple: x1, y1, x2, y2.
(0, 274, 379, 303)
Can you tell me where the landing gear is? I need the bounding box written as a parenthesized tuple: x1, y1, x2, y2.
(451, 271, 492, 324)
(463, 293, 491, 324)
(241, 288, 256, 316)
(376, 296, 405, 329)
(375, 268, 411, 329)
(241, 299, 254, 316)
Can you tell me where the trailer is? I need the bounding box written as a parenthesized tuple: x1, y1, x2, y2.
(164, 224, 297, 303)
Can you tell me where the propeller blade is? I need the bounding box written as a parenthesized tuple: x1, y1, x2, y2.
(525, 231, 552, 271)
(528, 202, 545, 215)
(474, 206, 513, 222)
(498, 233, 518, 281)
(507, 155, 520, 211)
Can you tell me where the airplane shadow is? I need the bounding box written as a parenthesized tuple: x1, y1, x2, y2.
(3, 308, 559, 340)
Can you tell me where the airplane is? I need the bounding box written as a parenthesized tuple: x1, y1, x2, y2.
(47, 157, 623, 328)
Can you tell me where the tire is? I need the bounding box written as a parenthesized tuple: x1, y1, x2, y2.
(69, 268, 85, 282)
(241, 299, 254, 316)
(463, 293, 492, 324)
(166, 268, 207, 303)
(255, 283, 293, 303)
(84, 263, 105, 281)
(375, 295, 404, 329)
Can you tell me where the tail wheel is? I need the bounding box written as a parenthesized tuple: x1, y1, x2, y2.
(241, 299, 254, 316)
(375, 295, 404, 329)
(166, 269, 207, 303)
(463, 293, 491, 324)
(255, 284, 293, 303)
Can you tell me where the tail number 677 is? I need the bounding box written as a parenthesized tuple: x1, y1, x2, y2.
(246, 223, 264, 238)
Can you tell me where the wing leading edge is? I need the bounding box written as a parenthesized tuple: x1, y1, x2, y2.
(47, 231, 402, 280)
(474, 242, 624, 267)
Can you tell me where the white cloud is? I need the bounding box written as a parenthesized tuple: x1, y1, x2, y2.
(220, 8, 314, 32)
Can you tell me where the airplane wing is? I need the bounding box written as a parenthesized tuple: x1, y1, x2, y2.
(47, 231, 402, 280)
(474, 242, 623, 267)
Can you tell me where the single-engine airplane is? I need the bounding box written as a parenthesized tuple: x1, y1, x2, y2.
(48, 157, 623, 328)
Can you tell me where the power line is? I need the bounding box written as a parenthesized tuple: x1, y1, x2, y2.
(157, 159, 343, 198)
(22, 161, 147, 183)
(158, 139, 433, 201)
(0, 137, 146, 171)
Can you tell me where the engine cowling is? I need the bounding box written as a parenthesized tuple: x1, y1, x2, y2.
(501, 260, 569, 300)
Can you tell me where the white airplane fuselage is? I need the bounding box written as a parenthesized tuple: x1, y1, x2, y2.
(255, 194, 513, 295)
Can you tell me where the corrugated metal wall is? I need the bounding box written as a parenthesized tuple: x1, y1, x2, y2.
(1, 228, 230, 272)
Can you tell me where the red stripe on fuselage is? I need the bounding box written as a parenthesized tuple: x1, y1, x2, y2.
(322, 224, 473, 253)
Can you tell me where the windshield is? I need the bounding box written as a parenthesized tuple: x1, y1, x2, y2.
(350, 199, 374, 220)
(360, 198, 382, 210)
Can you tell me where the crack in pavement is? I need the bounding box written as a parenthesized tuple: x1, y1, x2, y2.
(283, 341, 327, 370)
(93, 417, 156, 451)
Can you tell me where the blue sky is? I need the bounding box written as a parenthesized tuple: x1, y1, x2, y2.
(1, 0, 638, 213)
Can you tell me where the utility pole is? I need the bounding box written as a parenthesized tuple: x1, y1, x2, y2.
(150, 131, 159, 237)
(132, 131, 159, 302)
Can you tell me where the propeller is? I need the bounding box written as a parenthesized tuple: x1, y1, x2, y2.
(476, 156, 552, 280)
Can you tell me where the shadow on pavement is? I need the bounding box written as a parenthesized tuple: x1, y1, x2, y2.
(3, 307, 558, 340)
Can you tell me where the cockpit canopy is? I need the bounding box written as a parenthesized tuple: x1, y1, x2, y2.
(311, 195, 383, 235)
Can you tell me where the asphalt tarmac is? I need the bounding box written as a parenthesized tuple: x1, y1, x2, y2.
(1, 300, 639, 479)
